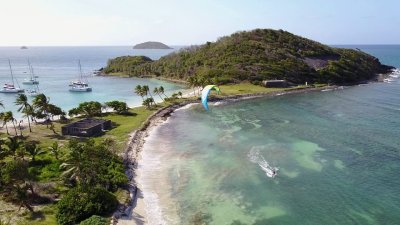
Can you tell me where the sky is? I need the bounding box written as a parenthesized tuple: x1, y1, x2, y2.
(0, 0, 399, 46)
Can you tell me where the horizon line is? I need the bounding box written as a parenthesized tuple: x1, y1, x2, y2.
(1, 44, 400, 48)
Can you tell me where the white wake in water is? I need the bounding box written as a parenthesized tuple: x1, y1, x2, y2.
(248, 147, 279, 178)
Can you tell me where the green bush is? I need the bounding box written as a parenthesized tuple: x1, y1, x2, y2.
(79, 215, 109, 225)
(56, 187, 118, 225)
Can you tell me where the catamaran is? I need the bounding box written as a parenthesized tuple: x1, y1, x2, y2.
(0, 60, 24, 93)
(22, 60, 39, 85)
(27, 83, 41, 96)
(69, 60, 92, 92)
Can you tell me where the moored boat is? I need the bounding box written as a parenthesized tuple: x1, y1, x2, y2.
(22, 59, 39, 85)
(69, 60, 92, 92)
(0, 60, 24, 93)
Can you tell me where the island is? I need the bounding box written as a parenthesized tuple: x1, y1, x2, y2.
(109, 29, 393, 85)
(133, 41, 172, 49)
(0, 29, 396, 225)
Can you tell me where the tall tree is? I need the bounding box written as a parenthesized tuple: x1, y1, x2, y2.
(142, 85, 156, 106)
(32, 94, 51, 127)
(68, 101, 102, 118)
(4, 112, 18, 136)
(15, 93, 32, 132)
(5, 136, 21, 159)
(0, 159, 33, 212)
(142, 98, 152, 109)
(159, 86, 168, 98)
(134, 85, 145, 100)
(24, 141, 45, 162)
(48, 141, 61, 160)
(0, 112, 9, 135)
(153, 87, 164, 101)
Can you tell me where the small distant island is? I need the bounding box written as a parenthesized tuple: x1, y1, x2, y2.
(133, 41, 172, 49)
(20, 46, 28, 49)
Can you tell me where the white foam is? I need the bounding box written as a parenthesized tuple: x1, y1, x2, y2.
(171, 103, 197, 113)
(248, 147, 279, 178)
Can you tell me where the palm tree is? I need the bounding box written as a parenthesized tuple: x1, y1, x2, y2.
(143, 85, 156, 106)
(142, 85, 149, 97)
(178, 91, 183, 98)
(5, 136, 21, 159)
(3, 111, 17, 136)
(32, 93, 50, 123)
(25, 142, 45, 162)
(0, 101, 3, 109)
(142, 98, 152, 109)
(15, 93, 32, 132)
(60, 152, 83, 185)
(48, 141, 60, 160)
(153, 87, 164, 101)
(0, 138, 8, 160)
(0, 112, 8, 135)
(159, 86, 168, 98)
(134, 85, 145, 101)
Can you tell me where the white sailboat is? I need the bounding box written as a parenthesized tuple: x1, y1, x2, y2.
(0, 60, 25, 93)
(22, 59, 39, 85)
(27, 83, 41, 96)
(69, 60, 92, 92)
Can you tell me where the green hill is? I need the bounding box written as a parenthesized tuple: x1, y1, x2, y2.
(133, 41, 172, 49)
(105, 29, 393, 85)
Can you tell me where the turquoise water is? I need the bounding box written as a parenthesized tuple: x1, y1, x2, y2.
(0, 46, 184, 117)
(138, 46, 400, 225)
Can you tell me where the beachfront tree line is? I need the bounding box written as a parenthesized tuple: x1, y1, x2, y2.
(0, 94, 64, 136)
(134, 85, 183, 109)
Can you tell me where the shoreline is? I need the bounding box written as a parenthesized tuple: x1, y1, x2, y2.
(97, 72, 189, 85)
(112, 85, 340, 224)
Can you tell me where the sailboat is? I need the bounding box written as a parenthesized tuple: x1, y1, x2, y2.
(27, 83, 41, 96)
(0, 60, 24, 93)
(69, 60, 92, 92)
(22, 60, 39, 85)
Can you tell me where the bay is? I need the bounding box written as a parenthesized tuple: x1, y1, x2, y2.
(0, 46, 184, 118)
(137, 45, 400, 225)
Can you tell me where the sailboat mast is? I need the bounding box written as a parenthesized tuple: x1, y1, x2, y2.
(27, 58, 34, 80)
(78, 60, 83, 80)
(8, 59, 15, 85)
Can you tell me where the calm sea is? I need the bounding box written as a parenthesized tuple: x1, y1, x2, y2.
(0, 46, 184, 118)
(137, 45, 400, 225)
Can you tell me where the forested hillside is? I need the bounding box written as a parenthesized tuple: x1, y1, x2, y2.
(105, 29, 393, 85)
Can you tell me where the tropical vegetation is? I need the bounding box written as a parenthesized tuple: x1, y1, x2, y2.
(104, 29, 393, 85)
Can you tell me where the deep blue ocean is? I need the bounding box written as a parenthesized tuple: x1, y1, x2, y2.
(134, 45, 400, 225)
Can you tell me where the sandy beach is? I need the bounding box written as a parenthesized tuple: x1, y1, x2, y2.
(112, 85, 339, 225)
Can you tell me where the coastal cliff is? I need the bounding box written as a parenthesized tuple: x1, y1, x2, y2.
(106, 29, 394, 85)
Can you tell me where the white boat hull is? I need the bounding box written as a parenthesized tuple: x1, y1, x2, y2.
(23, 80, 39, 85)
(69, 87, 92, 92)
(0, 88, 24, 93)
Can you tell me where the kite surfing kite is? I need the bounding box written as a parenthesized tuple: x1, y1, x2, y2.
(201, 85, 221, 110)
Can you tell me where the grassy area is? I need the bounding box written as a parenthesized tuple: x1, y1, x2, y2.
(218, 83, 288, 95)
(93, 105, 166, 153)
(18, 205, 57, 225)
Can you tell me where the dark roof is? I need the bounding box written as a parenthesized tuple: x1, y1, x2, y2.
(63, 118, 109, 129)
